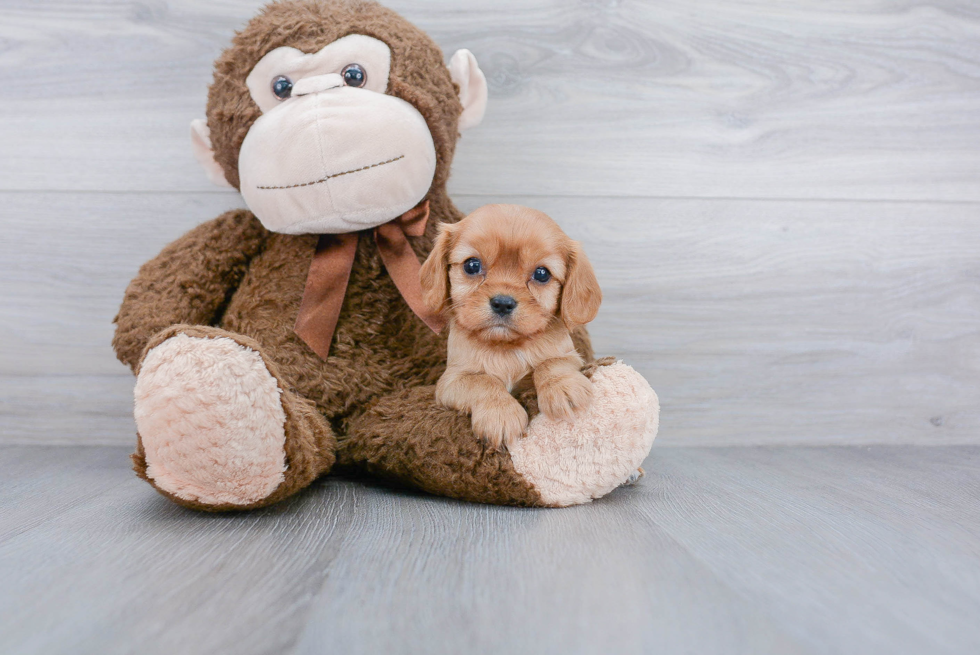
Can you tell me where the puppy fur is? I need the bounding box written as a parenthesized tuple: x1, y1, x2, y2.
(419, 204, 602, 449)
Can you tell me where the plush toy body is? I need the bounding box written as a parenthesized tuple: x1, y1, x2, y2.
(112, 0, 658, 511)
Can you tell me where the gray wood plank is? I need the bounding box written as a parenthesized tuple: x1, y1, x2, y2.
(3, 192, 978, 446)
(0, 446, 129, 543)
(293, 484, 805, 655)
(0, 0, 977, 199)
(0, 192, 244, 378)
(0, 376, 136, 445)
(2, 445, 977, 655)
(0, 446, 360, 655)
(290, 445, 980, 655)
(637, 446, 980, 655)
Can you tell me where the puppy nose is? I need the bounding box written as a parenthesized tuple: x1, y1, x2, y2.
(489, 295, 517, 316)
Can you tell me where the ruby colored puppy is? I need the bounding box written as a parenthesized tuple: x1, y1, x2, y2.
(420, 204, 603, 449)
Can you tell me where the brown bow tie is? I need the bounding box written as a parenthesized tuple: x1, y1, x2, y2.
(294, 200, 446, 359)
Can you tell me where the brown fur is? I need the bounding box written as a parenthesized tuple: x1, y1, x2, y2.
(336, 358, 619, 506)
(112, 0, 597, 510)
(420, 205, 601, 449)
(336, 385, 543, 506)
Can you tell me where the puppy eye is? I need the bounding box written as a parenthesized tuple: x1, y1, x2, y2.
(532, 266, 551, 283)
(271, 75, 293, 100)
(342, 64, 367, 88)
(463, 258, 483, 276)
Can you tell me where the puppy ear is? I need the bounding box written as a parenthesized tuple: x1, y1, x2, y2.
(561, 242, 602, 329)
(420, 223, 454, 315)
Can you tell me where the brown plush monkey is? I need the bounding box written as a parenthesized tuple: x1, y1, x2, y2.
(112, 0, 658, 511)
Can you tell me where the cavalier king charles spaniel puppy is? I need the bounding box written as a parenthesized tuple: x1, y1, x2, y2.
(420, 204, 602, 450)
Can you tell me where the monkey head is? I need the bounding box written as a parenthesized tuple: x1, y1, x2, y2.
(190, 0, 487, 235)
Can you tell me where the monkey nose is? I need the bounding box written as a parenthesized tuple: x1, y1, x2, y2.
(292, 73, 345, 97)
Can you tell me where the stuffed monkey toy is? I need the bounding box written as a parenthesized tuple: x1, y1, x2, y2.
(112, 0, 659, 511)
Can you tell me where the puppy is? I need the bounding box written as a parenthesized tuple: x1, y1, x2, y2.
(419, 204, 602, 449)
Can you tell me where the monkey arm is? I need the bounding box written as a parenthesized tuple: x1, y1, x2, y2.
(338, 384, 543, 506)
(112, 209, 269, 372)
(338, 358, 657, 508)
(569, 324, 595, 362)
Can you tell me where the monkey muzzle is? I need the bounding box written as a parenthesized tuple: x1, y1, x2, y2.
(237, 82, 437, 235)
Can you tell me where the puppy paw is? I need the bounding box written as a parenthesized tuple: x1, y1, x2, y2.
(537, 371, 593, 422)
(471, 397, 529, 450)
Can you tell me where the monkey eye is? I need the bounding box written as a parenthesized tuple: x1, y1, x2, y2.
(463, 258, 483, 276)
(341, 63, 367, 88)
(532, 266, 551, 283)
(271, 75, 293, 100)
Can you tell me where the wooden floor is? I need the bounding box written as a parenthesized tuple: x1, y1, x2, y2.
(1, 444, 978, 655)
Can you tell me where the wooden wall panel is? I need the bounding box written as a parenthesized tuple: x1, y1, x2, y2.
(3, 192, 976, 446)
(0, 1, 977, 199)
(1, 1, 977, 445)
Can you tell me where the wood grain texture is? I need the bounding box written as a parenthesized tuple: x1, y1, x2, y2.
(1, 444, 978, 654)
(2, 192, 977, 446)
(0, 0, 977, 199)
(0, 446, 360, 655)
(0, 377, 137, 445)
(0, 446, 128, 543)
(291, 486, 804, 655)
(638, 446, 980, 655)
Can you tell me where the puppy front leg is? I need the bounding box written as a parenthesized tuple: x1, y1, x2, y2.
(436, 370, 528, 450)
(534, 356, 593, 422)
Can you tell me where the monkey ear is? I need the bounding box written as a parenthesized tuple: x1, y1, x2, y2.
(419, 223, 455, 316)
(448, 49, 488, 131)
(190, 119, 233, 188)
(561, 242, 603, 329)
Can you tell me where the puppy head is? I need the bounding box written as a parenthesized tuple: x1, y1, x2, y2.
(419, 204, 601, 344)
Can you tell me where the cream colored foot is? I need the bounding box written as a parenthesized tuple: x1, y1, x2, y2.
(509, 362, 659, 507)
(134, 334, 287, 506)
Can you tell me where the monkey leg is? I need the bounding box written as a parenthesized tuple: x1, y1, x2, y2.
(131, 325, 336, 511)
(339, 358, 659, 507)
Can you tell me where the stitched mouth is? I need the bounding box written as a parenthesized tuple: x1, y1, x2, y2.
(256, 155, 405, 190)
